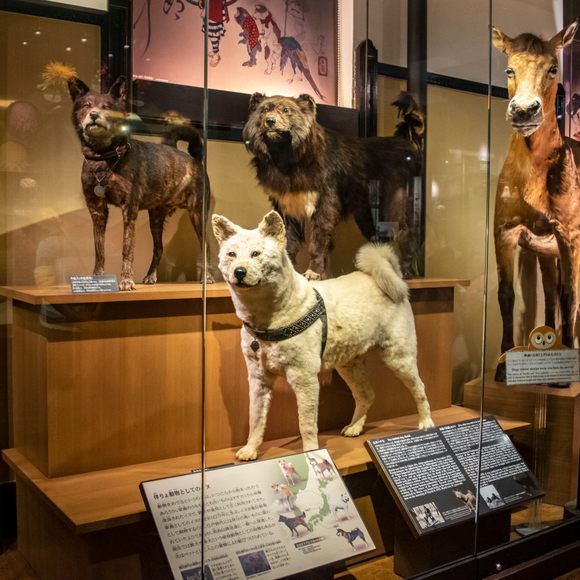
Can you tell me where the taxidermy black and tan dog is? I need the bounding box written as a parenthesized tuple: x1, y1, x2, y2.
(242, 92, 424, 280)
(67, 75, 213, 290)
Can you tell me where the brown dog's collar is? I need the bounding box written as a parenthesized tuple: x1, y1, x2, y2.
(83, 143, 130, 162)
(243, 289, 327, 357)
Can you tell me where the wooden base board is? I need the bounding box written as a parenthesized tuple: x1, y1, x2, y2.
(2, 407, 528, 580)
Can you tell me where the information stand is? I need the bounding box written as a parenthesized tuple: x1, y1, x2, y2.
(365, 416, 542, 537)
(141, 449, 374, 580)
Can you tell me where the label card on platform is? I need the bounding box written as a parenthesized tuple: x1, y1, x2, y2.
(69, 275, 119, 293)
(506, 349, 580, 385)
(140, 449, 374, 580)
(366, 417, 542, 537)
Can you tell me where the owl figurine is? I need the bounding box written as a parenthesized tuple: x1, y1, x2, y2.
(498, 325, 568, 363)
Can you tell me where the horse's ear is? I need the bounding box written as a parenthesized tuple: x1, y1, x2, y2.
(491, 25, 513, 54)
(550, 19, 578, 51)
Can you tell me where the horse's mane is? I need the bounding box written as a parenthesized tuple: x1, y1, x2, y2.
(510, 33, 552, 55)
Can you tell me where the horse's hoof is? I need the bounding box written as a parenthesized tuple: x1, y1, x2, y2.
(494, 363, 506, 383)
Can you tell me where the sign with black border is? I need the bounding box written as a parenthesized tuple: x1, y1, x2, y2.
(365, 416, 542, 537)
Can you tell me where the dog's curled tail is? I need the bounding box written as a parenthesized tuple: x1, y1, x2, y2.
(392, 91, 425, 151)
(355, 244, 408, 303)
(162, 125, 203, 160)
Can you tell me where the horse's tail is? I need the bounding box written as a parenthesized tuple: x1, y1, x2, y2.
(392, 91, 425, 151)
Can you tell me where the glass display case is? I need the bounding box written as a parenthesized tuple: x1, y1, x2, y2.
(0, 1, 579, 579)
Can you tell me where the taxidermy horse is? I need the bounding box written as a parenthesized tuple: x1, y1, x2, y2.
(492, 20, 580, 381)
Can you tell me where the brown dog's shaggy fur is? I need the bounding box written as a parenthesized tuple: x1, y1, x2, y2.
(242, 92, 424, 279)
(68, 76, 212, 290)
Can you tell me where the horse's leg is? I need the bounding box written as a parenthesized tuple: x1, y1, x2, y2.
(556, 240, 580, 347)
(538, 255, 559, 330)
(495, 228, 519, 381)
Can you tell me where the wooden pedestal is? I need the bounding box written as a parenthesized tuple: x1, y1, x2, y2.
(0, 279, 481, 579)
(464, 375, 580, 506)
(2, 280, 460, 478)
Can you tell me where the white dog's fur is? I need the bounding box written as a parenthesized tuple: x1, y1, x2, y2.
(212, 211, 434, 461)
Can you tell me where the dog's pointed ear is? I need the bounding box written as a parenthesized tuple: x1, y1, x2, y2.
(550, 19, 578, 51)
(249, 92, 266, 112)
(258, 211, 286, 244)
(67, 77, 90, 102)
(212, 214, 240, 244)
(108, 76, 127, 104)
(491, 25, 513, 54)
(297, 94, 316, 114)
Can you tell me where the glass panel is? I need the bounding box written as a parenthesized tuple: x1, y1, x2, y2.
(1, 1, 578, 579)
(478, 0, 580, 555)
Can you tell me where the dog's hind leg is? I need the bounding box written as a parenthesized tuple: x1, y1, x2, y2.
(380, 343, 434, 429)
(188, 184, 215, 283)
(237, 365, 275, 461)
(353, 204, 376, 241)
(336, 358, 375, 437)
(120, 208, 138, 291)
(143, 207, 167, 285)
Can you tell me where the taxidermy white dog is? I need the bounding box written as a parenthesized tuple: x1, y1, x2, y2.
(212, 211, 434, 461)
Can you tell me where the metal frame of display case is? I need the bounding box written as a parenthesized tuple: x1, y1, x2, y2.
(1, 0, 580, 578)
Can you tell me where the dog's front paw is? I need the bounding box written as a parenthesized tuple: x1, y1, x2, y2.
(341, 424, 363, 437)
(236, 445, 258, 461)
(142, 274, 157, 285)
(418, 416, 435, 430)
(119, 278, 136, 291)
(303, 269, 322, 281)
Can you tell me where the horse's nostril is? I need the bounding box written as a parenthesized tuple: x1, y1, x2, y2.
(528, 100, 541, 114)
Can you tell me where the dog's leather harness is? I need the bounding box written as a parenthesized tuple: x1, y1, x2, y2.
(243, 289, 328, 357)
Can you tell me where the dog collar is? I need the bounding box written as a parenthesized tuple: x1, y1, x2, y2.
(83, 143, 130, 162)
(244, 288, 328, 357)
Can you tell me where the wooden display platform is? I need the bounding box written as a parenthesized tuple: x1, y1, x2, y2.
(2, 407, 527, 580)
(1, 280, 467, 478)
(0, 279, 477, 579)
(464, 374, 580, 506)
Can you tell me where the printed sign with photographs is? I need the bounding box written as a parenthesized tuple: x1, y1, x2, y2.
(132, 0, 338, 105)
(365, 417, 542, 537)
(141, 449, 374, 579)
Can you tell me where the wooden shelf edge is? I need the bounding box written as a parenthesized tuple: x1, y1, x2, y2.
(466, 372, 580, 398)
(0, 278, 470, 305)
(1, 406, 528, 535)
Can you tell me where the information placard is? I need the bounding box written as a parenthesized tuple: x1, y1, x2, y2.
(69, 275, 119, 293)
(141, 450, 374, 580)
(506, 349, 580, 385)
(365, 417, 542, 537)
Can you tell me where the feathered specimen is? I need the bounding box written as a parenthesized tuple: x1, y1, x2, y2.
(40, 61, 78, 91)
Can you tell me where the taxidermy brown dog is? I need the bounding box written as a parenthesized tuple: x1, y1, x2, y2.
(68, 75, 213, 290)
(242, 92, 424, 279)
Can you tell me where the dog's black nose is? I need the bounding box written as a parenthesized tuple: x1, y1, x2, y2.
(266, 117, 276, 128)
(234, 267, 247, 283)
(90, 111, 99, 121)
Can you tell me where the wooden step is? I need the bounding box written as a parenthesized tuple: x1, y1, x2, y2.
(2, 406, 528, 535)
